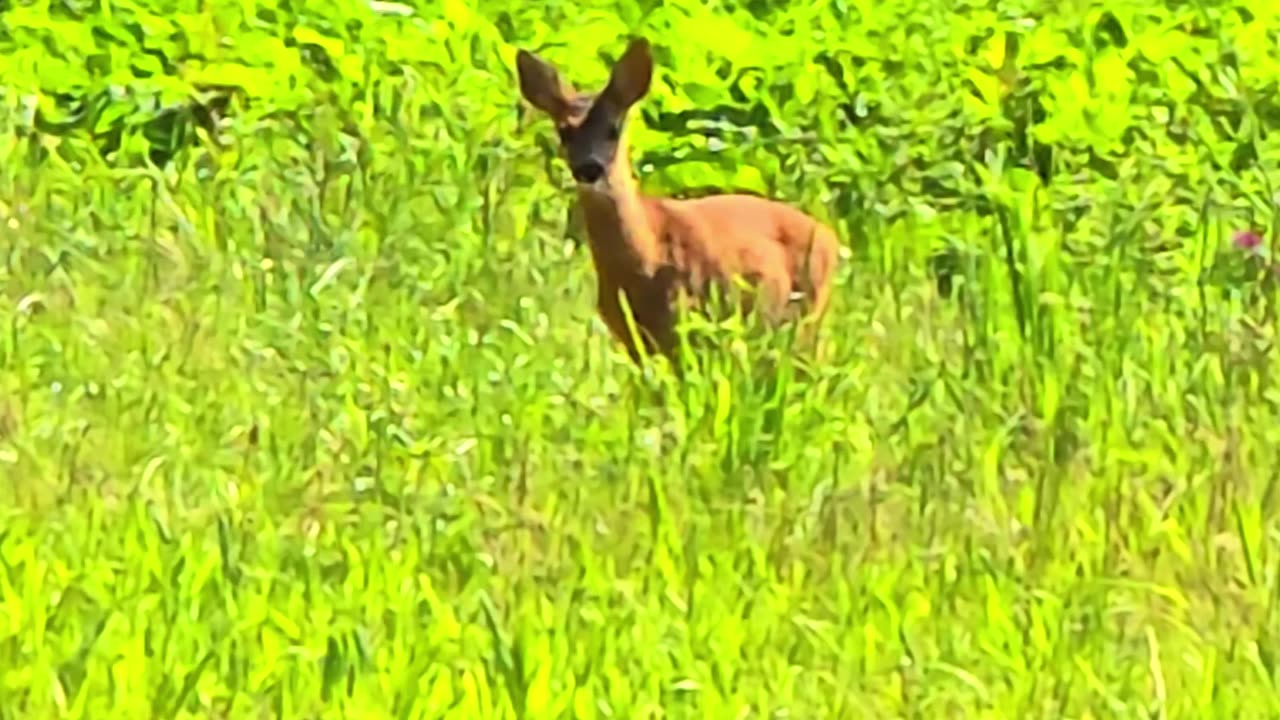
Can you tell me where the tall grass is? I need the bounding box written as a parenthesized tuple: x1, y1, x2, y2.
(1, 0, 1279, 716)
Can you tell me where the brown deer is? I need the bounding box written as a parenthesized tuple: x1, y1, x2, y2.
(515, 37, 840, 367)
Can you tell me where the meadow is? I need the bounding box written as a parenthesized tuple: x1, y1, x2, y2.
(2, 0, 1280, 716)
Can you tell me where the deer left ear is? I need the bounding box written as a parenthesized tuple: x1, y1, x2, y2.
(603, 38, 653, 110)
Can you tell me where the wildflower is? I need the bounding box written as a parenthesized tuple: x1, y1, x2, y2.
(1233, 229, 1264, 252)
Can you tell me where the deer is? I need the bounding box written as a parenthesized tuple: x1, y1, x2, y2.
(515, 37, 840, 369)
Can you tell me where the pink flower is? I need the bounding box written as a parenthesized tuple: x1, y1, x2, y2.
(1234, 230, 1264, 252)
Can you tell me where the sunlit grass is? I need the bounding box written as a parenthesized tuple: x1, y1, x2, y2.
(1, 0, 1280, 717)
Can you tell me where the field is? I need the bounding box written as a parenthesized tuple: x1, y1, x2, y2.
(2, 0, 1280, 716)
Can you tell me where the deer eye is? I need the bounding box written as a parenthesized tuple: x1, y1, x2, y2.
(607, 123, 620, 141)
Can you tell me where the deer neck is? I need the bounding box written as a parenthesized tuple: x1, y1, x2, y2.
(575, 134, 660, 277)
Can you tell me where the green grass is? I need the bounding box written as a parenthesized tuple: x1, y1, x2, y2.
(2, 0, 1280, 716)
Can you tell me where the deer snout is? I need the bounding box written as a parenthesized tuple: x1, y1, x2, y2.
(571, 160, 606, 184)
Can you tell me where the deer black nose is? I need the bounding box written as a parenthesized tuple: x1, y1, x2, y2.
(571, 161, 605, 184)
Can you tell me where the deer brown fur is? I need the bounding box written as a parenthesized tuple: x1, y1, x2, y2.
(515, 37, 840, 366)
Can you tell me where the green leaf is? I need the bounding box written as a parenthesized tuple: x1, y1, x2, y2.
(184, 62, 275, 97)
(293, 26, 346, 61)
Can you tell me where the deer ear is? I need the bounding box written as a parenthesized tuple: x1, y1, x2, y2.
(516, 49, 575, 118)
(603, 38, 653, 110)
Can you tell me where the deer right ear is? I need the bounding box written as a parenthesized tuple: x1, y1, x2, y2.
(516, 49, 574, 118)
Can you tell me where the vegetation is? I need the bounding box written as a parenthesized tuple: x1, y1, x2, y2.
(2, 0, 1279, 716)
